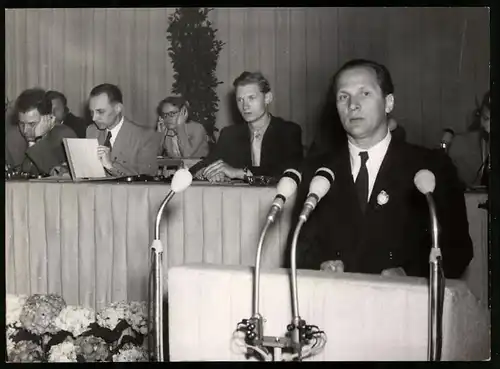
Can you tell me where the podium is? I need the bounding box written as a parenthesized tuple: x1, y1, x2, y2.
(168, 264, 490, 361)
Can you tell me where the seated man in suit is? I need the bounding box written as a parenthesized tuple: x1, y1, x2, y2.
(294, 59, 473, 279)
(5, 88, 77, 176)
(192, 71, 303, 182)
(46, 90, 89, 138)
(156, 96, 209, 158)
(87, 83, 160, 177)
(448, 91, 490, 188)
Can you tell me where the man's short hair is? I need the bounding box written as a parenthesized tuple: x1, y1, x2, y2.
(233, 71, 271, 94)
(46, 90, 69, 112)
(15, 88, 53, 115)
(156, 96, 190, 116)
(89, 83, 123, 104)
(332, 59, 395, 97)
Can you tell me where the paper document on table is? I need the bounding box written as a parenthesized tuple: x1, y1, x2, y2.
(63, 138, 107, 181)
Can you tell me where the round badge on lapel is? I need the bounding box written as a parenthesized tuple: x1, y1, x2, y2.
(377, 190, 389, 206)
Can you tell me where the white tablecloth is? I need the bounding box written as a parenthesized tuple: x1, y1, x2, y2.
(5, 180, 487, 310)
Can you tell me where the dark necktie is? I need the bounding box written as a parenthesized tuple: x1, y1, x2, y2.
(104, 131, 112, 150)
(355, 151, 369, 212)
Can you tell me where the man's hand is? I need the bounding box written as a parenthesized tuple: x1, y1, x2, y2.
(175, 106, 188, 126)
(381, 267, 407, 277)
(34, 114, 57, 138)
(320, 260, 345, 273)
(203, 159, 242, 180)
(157, 117, 166, 133)
(97, 145, 113, 169)
(206, 172, 229, 183)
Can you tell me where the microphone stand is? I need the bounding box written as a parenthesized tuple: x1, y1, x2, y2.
(289, 217, 307, 356)
(149, 189, 175, 362)
(425, 193, 444, 361)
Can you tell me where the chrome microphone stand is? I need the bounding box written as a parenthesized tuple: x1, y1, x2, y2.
(149, 190, 175, 362)
(425, 193, 444, 361)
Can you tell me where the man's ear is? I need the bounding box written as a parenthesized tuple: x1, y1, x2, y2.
(114, 102, 124, 115)
(264, 91, 273, 106)
(385, 94, 394, 114)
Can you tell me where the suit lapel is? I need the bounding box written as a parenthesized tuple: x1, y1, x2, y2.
(259, 117, 277, 167)
(368, 139, 403, 210)
(111, 118, 129, 159)
(331, 142, 364, 219)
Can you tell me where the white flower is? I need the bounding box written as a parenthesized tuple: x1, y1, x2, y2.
(377, 190, 390, 206)
(54, 305, 96, 337)
(125, 301, 148, 335)
(6, 294, 28, 327)
(112, 343, 148, 362)
(6, 335, 15, 356)
(48, 340, 78, 362)
(97, 302, 129, 331)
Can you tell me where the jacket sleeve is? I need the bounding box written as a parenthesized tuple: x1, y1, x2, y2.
(177, 123, 209, 158)
(188, 126, 228, 174)
(107, 129, 161, 176)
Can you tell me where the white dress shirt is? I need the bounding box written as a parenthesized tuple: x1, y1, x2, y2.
(348, 129, 392, 201)
(250, 121, 270, 167)
(107, 116, 124, 147)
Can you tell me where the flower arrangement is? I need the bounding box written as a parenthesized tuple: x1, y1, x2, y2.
(5, 294, 150, 362)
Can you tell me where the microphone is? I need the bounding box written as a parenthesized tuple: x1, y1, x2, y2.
(414, 169, 438, 248)
(299, 168, 335, 222)
(266, 169, 302, 223)
(414, 169, 444, 362)
(150, 168, 193, 362)
(252, 169, 302, 332)
(288, 167, 335, 353)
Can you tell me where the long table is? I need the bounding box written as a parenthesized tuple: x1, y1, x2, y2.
(4, 181, 488, 310)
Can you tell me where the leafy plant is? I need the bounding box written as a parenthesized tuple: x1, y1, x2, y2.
(166, 7, 225, 145)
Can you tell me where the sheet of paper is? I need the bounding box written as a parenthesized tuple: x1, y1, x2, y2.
(63, 138, 107, 180)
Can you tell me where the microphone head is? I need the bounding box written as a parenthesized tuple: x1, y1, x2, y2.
(414, 169, 436, 194)
(276, 169, 302, 199)
(171, 168, 193, 193)
(308, 167, 335, 201)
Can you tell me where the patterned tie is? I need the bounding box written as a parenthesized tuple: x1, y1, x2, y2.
(104, 131, 112, 150)
(355, 151, 369, 212)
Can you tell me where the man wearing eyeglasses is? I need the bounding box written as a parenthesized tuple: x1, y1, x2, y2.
(156, 96, 209, 158)
(5, 88, 77, 176)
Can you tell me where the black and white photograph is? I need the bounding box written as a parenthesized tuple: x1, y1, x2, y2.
(4, 7, 491, 362)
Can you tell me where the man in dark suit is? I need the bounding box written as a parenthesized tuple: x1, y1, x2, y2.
(46, 90, 90, 138)
(87, 84, 160, 177)
(5, 88, 77, 175)
(192, 71, 303, 182)
(294, 59, 473, 279)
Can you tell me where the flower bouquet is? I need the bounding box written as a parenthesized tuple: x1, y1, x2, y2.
(5, 294, 151, 362)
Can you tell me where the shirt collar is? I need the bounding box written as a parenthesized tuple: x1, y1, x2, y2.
(348, 128, 392, 162)
(108, 116, 124, 137)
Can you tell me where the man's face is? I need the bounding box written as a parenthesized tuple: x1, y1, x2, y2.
(336, 66, 393, 145)
(161, 103, 181, 127)
(480, 107, 490, 134)
(89, 93, 121, 130)
(235, 83, 271, 123)
(18, 108, 41, 141)
(51, 98, 66, 122)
